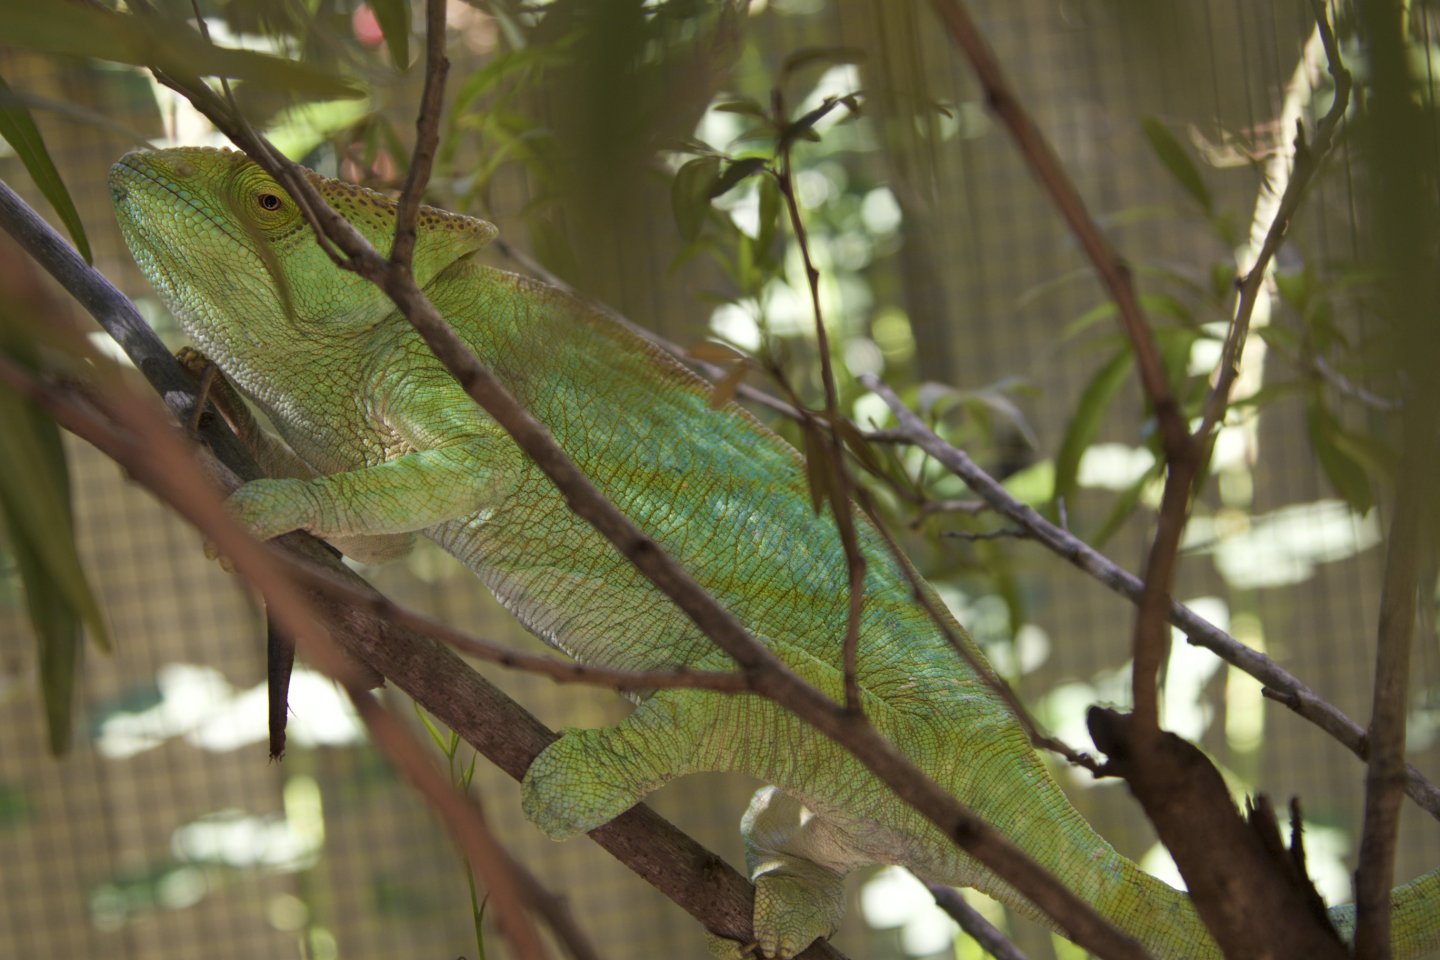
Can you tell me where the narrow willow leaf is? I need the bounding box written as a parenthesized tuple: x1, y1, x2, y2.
(687, 340, 747, 364)
(709, 157, 767, 199)
(780, 46, 866, 80)
(800, 421, 832, 516)
(713, 99, 767, 120)
(0, 73, 91, 263)
(707, 363, 748, 409)
(1141, 116, 1212, 215)
(368, 0, 411, 69)
(756, 173, 781, 258)
(0, 385, 108, 754)
(0, 4, 363, 99)
(1305, 400, 1374, 513)
(412, 700, 449, 753)
(670, 155, 720, 242)
(1052, 350, 1134, 506)
(1088, 462, 1162, 549)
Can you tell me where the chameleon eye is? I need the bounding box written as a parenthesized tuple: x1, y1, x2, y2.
(257, 193, 284, 212)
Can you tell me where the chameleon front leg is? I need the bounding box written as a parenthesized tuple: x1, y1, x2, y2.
(228, 440, 507, 545)
(180, 347, 416, 563)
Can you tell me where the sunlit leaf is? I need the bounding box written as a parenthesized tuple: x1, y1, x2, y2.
(1088, 461, 1162, 548)
(713, 98, 767, 120)
(1052, 350, 1134, 506)
(412, 700, 449, 753)
(1141, 116, 1212, 214)
(0, 4, 363, 99)
(671, 155, 720, 242)
(710, 157, 767, 199)
(0, 74, 91, 264)
(780, 46, 866, 82)
(1305, 400, 1373, 512)
(368, 0, 411, 70)
(687, 340, 747, 364)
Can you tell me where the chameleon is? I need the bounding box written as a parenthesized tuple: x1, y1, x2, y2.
(108, 146, 1440, 959)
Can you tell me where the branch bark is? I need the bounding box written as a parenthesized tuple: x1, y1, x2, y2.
(0, 177, 849, 960)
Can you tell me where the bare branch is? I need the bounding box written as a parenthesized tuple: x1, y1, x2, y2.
(0, 177, 849, 960)
(862, 374, 1440, 820)
(927, 885, 1030, 960)
(159, 96, 1148, 960)
(391, 0, 449, 268)
(925, 0, 1187, 463)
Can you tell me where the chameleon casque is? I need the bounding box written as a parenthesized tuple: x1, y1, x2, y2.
(110, 147, 1440, 959)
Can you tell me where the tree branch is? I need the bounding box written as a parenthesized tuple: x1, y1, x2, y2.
(0, 175, 849, 960)
(861, 374, 1440, 820)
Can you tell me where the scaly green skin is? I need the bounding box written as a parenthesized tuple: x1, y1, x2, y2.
(110, 147, 1439, 959)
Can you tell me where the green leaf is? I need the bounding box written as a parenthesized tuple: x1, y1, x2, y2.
(1062, 292, 1192, 340)
(1052, 350, 1134, 506)
(0, 4, 363, 99)
(778, 99, 848, 153)
(800, 420, 840, 517)
(780, 46, 866, 82)
(0, 372, 108, 754)
(1210, 261, 1238, 304)
(368, 0, 411, 70)
(1088, 461, 1162, 548)
(670, 155, 720, 242)
(709, 157, 767, 199)
(0, 74, 91, 263)
(1305, 400, 1374, 512)
(1141, 117, 1211, 215)
(412, 700, 450, 753)
(756, 173, 781, 258)
(712, 99, 767, 120)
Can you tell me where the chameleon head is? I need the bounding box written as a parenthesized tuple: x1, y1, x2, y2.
(109, 146, 496, 374)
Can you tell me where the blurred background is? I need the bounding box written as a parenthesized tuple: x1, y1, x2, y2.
(1, 0, 1438, 957)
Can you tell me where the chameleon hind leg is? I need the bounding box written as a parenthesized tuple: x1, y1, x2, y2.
(735, 786, 851, 958)
(521, 685, 859, 958)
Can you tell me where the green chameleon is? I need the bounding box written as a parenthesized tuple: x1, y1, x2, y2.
(109, 146, 1439, 959)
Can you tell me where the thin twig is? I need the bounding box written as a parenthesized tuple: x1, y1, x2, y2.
(941, 528, 1029, 542)
(108, 38, 1156, 957)
(924, 0, 1193, 738)
(1196, 0, 1352, 447)
(171, 109, 1148, 960)
(274, 559, 751, 695)
(925, 0, 1187, 462)
(862, 374, 1440, 819)
(769, 119, 868, 715)
(927, 885, 1030, 960)
(851, 485, 1102, 775)
(391, 0, 449, 268)
(918, 498, 992, 518)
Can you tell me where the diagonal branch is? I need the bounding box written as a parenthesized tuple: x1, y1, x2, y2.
(861, 374, 1440, 820)
(0, 175, 848, 960)
(149, 64, 1151, 960)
